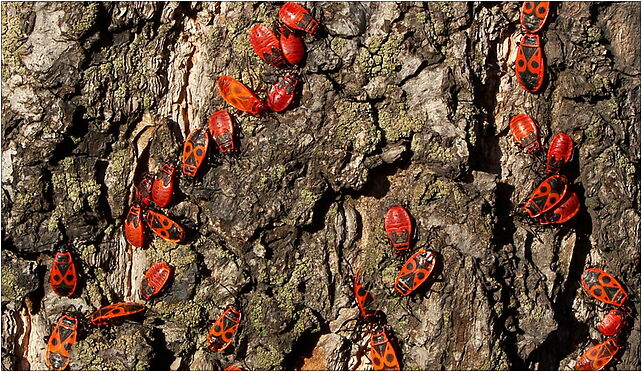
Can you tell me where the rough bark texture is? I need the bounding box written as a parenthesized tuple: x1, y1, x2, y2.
(1, 2, 640, 370)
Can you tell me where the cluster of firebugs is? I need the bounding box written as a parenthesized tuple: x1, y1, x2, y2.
(43, 2, 632, 371)
(513, 3, 633, 371)
(44, 3, 318, 371)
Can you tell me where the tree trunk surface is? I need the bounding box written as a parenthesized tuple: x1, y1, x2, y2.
(1, 2, 640, 370)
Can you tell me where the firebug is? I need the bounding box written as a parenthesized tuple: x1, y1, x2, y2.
(384, 206, 413, 252)
(124, 204, 146, 247)
(207, 305, 242, 352)
(218, 76, 268, 116)
(515, 33, 545, 93)
(45, 314, 78, 371)
(394, 249, 437, 296)
(208, 110, 236, 154)
(279, 2, 319, 35)
(575, 338, 619, 371)
(546, 133, 574, 174)
(144, 209, 185, 243)
(509, 113, 541, 153)
(90, 302, 146, 326)
(369, 326, 401, 371)
(521, 174, 568, 218)
(249, 24, 287, 68)
(152, 164, 176, 207)
(267, 73, 300, 112)
(140, 262, 173, 300)
(182, 128, 209, 177)
(520, 2, 550, 33)
(50, 247, 77, 297)
(581, 268, 628, 307)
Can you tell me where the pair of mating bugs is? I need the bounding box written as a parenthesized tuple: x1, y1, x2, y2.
(575, 268, 631, 370)
(516, 1, 549, 93)
(510, 113, 580, 225)
(46, 259, 172, 370)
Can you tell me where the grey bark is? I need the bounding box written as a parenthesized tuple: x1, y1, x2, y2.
(1, 1, 640, 370)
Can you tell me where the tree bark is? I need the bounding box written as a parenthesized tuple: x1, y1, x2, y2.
(2, 2, 639, 370)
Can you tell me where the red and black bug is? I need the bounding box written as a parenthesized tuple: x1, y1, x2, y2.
(207, 305, 242, 352)
(224, 366, 243, 371)
(521, 174, 568, 218)
(208, 110, 236, 154)
(140, 262, 173, 300)
(598, 308, 628, 337)
(182, 128, 209, 177)
(369, 326, 401, 371)
(134, 176, 153, 209)
(520, 1, 550, 34)
(537, 191, 580, 225)
(581, 268, 628, 307)
(124, 204, 146, 247)
(546, 133, 574, 174)
(45, 314, 78, 371)
(218, 76, 269, 116)
(249, 24, 288, 68)
(509, 113, 541, 153)
(152, 164, 176, 208)
(279, 24, 306, 65)
(279, 2, 319, 35)
(50, 247, 77, 297)
(144, 209, 185, 243)
(353, 269, 380, 320)
(394, 249, 437, 296)
(515, 33, 545, 93)
(575, 338, 619, 371)
(384, 206, 413, 252)
(90, 302, 146, 326)
(267, 73, 301, 112)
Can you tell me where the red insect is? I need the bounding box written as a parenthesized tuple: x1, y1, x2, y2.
(369, 327, 401, 371)
(267, 73, 300, 112)
(279, 24, 306, 65)
(598, 308, 628, 337)
(218, 76, 268, 116)
(546, 133, 574, 174)
(90, 302, 146, 326)
(509, 113, 541, 153)
(50, 247, 77, 297)
(521, 174, 568, 218)
(208, 110, 236, 154)
(140, 262, 173, 300)
(182, 128, 209, 177)
(249, 24, 287, 68)
(224, 366, 243, 371)
(575, 338, 619, 371)
(207, 305, 242, 352)
(520, 1, 550, 33)
(515, 33, 545, 93)
(124, 204, 146, 247)
(384, 206, 413, 252)
(144, 209, 185, 243)
(538, 191, 580, 225)
(152, 164, 176, 207)
(394, 249, 437, 296)
(353, 269, 380, 320)
(279, 2, 319, 35)
(45, 314, 78, 371)
(581, 268, 628, 307)
(134, 176, 153, 208)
